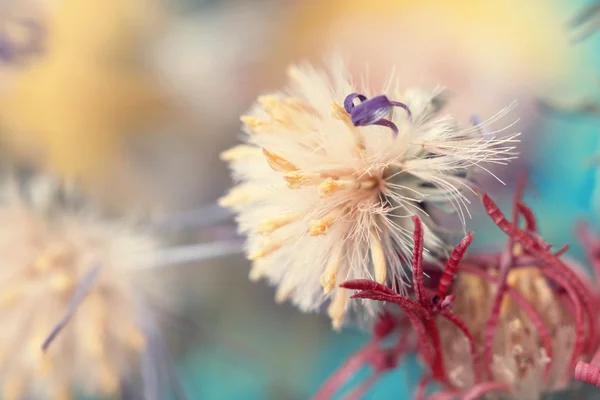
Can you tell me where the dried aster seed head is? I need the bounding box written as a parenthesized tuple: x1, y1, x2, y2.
(0, 172, 166, 399)
(440, 267, 575, 398)
(221, 57, 519, 329)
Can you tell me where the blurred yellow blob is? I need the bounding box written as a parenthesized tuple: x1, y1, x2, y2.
(0, 0, 169, 184)
(271, 0, 589, 124)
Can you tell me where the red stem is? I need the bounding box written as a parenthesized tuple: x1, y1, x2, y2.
(516, 200, 537, 232)
(554, 244, 569, 257)
(350, 290, 440, 377)
(424, 318, 449, 383)
(411, 216, 426, 304)
(482, 194, 543, 252)
(460, 381, 511, 400)
(416, 375, 431, 400)
(437, 232, 473, 300)
(464, 254, 541, 268)
(575, 346, 600, 387)
(426, 392, 458, 400)
(575, 361, 600, 387)
(341, 280, 397, 296)
(345, 373, 381, 400)
(313, 340, 380, 400)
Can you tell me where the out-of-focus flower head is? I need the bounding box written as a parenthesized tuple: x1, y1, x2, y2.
(269, 0, 591, 127)
(0, 170, 182, 399)
(0, 0, 170, 196)
(318, 189, 600, 399)
(221, 58, 519, 330)
(0, 19, 43, 65)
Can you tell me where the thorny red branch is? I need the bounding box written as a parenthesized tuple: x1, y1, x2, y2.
(482, 194, 597, 367)
(315, 215, 477, 399)
(480, 176, 538, 381)
(315, 190, 600, 399)
(573, 221, 600, 387)
(313, 313, 414, 400)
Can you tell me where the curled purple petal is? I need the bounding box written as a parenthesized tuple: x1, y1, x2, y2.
(344, 93, 367, 113)
(372, 118, 399, 137)
(389, 100, 412, 119)
(343, 93, 411, 138)
(350, 95, 393, 126)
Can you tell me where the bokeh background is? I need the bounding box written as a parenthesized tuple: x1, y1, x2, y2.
(2, 0, 600, 398)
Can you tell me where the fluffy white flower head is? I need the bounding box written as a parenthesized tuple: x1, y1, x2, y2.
(0, 173, 164, 399)
(221, 59, 518, 329)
